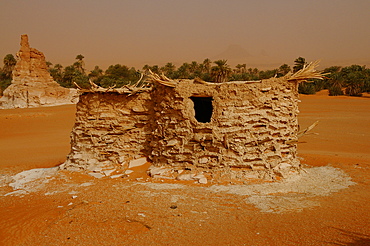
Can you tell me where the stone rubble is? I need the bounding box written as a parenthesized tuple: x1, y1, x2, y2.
(128, 157, 148, 168)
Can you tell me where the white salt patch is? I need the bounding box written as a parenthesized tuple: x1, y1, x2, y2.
(8, 167, 58, 191)
(207, 166, 356, 213)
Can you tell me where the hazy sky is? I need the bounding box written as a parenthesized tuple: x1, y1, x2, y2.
(1, 0, 369, 70)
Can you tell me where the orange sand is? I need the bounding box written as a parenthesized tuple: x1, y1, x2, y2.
(0, 105, 76, 173)
(0, 94, 369, 245)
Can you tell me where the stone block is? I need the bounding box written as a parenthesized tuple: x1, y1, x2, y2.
(128, 157, 147, 168)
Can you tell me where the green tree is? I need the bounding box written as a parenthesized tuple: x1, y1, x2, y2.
(74, 54, 85, 73)
(341, 65, 367, 96)
(278, 64, 291, 77)
(99, 64, 140, 87)
(202, 58, 212, 74)
(60, 65, 89, 89)
(259, 69, 278, 79)
(142, 64, 159, 75)
(230, 71, 254, 81)
(235, 64, 246, 74)
(189, 61, 199, 73)
(2, 54, 16, 78)
(49, 63, 64, 84)
(0, 54, 17, 94)
(298, 82, 316, 94)
(160, 62, 176, 78)
(88, 65, 103, 83)
(293, 57, 306, 73)
(177, 62, 191, 79)
(211, 59, 232, 82)
(324, 66, 344, 96)
(328, 77, 344, 96)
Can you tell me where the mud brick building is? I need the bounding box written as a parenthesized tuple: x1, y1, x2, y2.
(63, 64, 323, 178)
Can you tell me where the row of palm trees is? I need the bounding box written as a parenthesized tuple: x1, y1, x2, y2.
(143, 58, 293, 83)
(45, 56, 293, 89)
(1, 53, 369, 97)
(50, 56, 370, 96)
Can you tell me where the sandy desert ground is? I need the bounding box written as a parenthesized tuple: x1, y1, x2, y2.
(0, 91, 369, 245)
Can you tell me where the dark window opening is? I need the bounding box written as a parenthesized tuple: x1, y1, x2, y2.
(190, 97, 213, 123)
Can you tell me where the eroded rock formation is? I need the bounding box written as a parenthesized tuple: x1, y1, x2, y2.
(0, 35, 78, 109)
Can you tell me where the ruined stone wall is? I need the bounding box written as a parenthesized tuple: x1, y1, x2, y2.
(63, 77, 301, 176)
(150, 79, 300, 173)
(63, 91, 153, 171)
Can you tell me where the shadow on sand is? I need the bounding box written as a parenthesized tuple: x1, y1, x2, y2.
(325, 227, 370, 246)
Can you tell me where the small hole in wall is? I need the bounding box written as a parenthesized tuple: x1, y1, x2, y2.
(190, 97, 213, 123)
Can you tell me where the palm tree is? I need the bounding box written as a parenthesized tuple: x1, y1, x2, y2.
(75, 54, 84, 61)
(293, 57, 306, 73)
(178, 62, 190, 78)
(2, 54, 16, 78)
(241, 64, 246, 74)
(278, 64, 291, 76)
(235, 64, 244, 74)
(161, 62, 176, 77)
(54, 64, 63, 73)
(341, 65, 366, 96)
(88, 66, 103, 83)
(49, 64, 64, 83)
(74, 54, 85, 73)
(189, 61, 198, 73)
(202, 58, 212, 74)
(328, 72, 344, 96)
(211, 59, 232, 83)
(142, 64, 150, 71)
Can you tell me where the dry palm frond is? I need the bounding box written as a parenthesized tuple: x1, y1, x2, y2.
(288, 60, 329, 83)
(159, 73, 171, 81)
(297, 120, 319, 138)
(286, 120, 319, 144)
(89, 79, 100, 90)
(73, 82, 83, 90)
(131, 72, 144, 88)
(75, 78, 150, 95)
(105, 84, 116, 92)
(193, 77, 208, 84)
(147, 70, 177, 87)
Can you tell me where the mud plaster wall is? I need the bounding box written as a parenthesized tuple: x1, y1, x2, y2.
(150, 79, 300, 171)
(64, 91, 153, 171)
(64, 78, 301, 172)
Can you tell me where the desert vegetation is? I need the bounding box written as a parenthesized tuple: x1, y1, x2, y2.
(297, 58, 370, 96)
(1, 54, 369, 97)
(0, 54, 16, 95)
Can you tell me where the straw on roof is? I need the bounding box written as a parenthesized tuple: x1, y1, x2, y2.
(287, 60, 328, 83)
